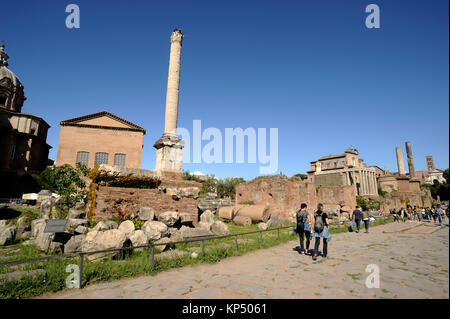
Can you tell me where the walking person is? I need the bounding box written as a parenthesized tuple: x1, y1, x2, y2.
(362, 206, 370, 233)
(392, 208, 399, 222)
(431, 206, 437, 223)
(436, 204, 445, 226)
(311, 203, 331, 261)
(296, 203, 312, 255)
(399, 207, 406, 222)
(352, 205, 363, 232)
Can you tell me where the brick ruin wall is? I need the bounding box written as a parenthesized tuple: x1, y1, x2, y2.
(235, 175, 357, 219)
(317, 185, 356, 208)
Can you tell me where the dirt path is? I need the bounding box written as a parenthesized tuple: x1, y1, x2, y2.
(36, 221, 449, 299)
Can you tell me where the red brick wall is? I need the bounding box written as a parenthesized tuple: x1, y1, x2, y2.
(235, 175, 318, 218)
(94, 186, 199, 224)
(317, 185, 356, 208)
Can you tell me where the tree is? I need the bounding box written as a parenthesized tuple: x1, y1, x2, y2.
(35, 164, 87, 206)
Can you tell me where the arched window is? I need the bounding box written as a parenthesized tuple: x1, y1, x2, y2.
(94, 152, 108, 166)
(76, 151, 89, 166)
(114, 153, 126, 167)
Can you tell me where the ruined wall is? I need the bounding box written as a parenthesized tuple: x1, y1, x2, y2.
(94, 186, 199, 224)
(235, 175, 317, 219)
(317, 185, 356, 209)
(314, 172, 346, 187)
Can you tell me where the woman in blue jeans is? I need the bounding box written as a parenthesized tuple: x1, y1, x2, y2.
(362, 207, 370, 233)
(311, 203, 332, 260)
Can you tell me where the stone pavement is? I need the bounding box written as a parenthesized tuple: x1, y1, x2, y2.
(36, 221, 449, 299)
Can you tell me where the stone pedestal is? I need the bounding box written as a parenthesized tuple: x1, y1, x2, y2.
(154, 134, 184, 172)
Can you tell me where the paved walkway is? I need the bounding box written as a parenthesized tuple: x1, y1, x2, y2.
(36, 221, 449, 299)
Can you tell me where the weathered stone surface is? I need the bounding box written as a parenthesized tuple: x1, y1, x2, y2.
(0, 220, 7, 228)
(130, 207, 155, 221)
(31, 219, 46, 238)
(80, 229, 129, 261)
(39, 198, 54, 219)
(179, 212, 193, 224)
(168, 227, 178, 238)
(68, 209, 84, 219)
(233, 215, 252, 226)
(141, 221, 168, 241)
(340, 212, 350, 220)
(234, 205, 270, 223)
(218, 206, 234, 220)
(200, 210, 215, 225)
(19, 231, 31, 239)
(171, 226, 213, 241)
(154, 237, 172, 252)
(74, 226, 88, 234)
(35, 232, 63, 253)
(157, 211, 179, 227)
(211, 221, 229, 236)
(198, 197, 235, 213)
(257, 222, 268, 231)
(17, 216, 31, 229)
(0, 226, 17, 245)
(341, 205, 352, 212)
(65, 219, 89, 233)
(104, 221, 119, 230)
(118, 220, 135, 238)
(161, 186, 200, 200)
(197, 221, 212, 230)
(37, 190, 53, 202)
(92, 221, 109, 232)
(64, 234, 85, 254)
(129, 230, 148, 250)
(266, 216, 292, 228)
(323, 204, 341, 217)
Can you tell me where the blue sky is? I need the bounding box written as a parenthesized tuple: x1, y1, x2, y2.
(2, 0, 448, 179)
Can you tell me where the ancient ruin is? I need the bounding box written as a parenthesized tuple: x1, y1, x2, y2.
(154, 29, 185, 173)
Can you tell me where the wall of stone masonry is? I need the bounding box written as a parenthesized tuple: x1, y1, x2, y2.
(235, 175, 360, 219)
(94, 185, 200, 224)
(235, 175, 317, 219)
(317, 185, 356, 208)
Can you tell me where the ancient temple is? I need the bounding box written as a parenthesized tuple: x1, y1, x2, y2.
(307, 147, 378, 196)
(0, 43, 51, 196)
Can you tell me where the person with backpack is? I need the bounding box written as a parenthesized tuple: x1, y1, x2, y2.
(311, 203, 331, 261)
(436, 204, 445, 226)
(362, 206, 370, 233)
(296, 203, 312, 255)
(352, 205, 363, 232)
(392, 208, 399, 222)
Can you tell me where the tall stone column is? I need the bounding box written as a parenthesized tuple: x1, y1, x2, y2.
(405, 141, 415, 178)
(154, 29, 185, 172)
(395, 146, 406, 175)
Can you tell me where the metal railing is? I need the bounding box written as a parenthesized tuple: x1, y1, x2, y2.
(0, 224, 296, 288)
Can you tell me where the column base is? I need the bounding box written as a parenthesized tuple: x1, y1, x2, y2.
(153, 134, 184, 172)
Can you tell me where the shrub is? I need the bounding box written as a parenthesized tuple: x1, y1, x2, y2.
(356, 196, 368, 209)
(35, 164, 87, 207)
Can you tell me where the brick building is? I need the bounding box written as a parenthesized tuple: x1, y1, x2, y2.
(56, 111, 146, 169)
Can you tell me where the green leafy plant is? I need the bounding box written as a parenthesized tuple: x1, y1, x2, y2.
(131, 218, 144, 230)
(34, 164, 87, 207)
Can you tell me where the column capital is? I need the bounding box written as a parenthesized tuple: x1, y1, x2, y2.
(170, 29, 184, 45)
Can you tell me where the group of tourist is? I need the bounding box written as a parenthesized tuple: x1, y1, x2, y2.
(294, 203, 331, 261)
(294, 202, 448, 261)
(390, 204, 447, 226)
